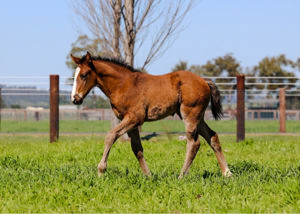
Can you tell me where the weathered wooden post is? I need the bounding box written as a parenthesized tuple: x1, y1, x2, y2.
(50, 75, 59, 143)
(279, 88, 286, 133)
(236, 75, 245, 142)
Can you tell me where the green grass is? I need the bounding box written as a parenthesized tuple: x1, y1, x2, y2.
(0, 120, 111, 133)
(1, 120, 299, 133)
(0, 134, 299, 212)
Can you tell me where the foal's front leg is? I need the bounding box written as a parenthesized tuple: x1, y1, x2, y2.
(98, 114, 138, 177)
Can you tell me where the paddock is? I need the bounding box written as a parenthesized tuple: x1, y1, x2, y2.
(0, 134, 299, 212)
(0, 75, 299, 212)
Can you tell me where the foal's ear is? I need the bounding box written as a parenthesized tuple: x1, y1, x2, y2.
(86, 51, 92, 63)
(86, 51, 94, 68)
(70, 54, 81, 64)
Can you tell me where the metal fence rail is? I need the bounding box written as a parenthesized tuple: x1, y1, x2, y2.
(0, 76, 300, 138)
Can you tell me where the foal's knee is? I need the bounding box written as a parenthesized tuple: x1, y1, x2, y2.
(210, 133, 222, 152)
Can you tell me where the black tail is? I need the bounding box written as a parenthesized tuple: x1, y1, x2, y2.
(206, 80, 223, 120)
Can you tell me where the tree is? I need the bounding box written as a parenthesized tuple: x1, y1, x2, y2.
(70, 0, 196, 67)
(253, 54, 297, 90)
(66, 35, 104, 70)
(171, 61, 188, 72)
(297, 58, 300, 71)
(191, 54, 241, 77)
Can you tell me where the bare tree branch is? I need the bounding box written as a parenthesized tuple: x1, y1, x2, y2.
(70, 0, 196, 68)
(134, 0, 154, 33)
(141, 0, 195, 69)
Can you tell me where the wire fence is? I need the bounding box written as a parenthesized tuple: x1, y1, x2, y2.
(0, 76, 300, 134)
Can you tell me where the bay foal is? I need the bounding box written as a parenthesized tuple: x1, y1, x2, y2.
(71, 52, 232, 178)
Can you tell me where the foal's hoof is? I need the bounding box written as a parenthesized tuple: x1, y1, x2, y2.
(98, 163, 106, 177)
(143, 170, 152, 178)
(98, 168, 106, 177)
(224, 170, 233, 177)
(98, 171, 105, 177)
(178, 174, 184, 179)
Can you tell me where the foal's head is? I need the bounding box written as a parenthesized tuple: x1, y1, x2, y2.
(70, 52, 97, 105)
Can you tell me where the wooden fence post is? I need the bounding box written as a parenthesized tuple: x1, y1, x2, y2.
(236, 75, 245, 142)
(50, 75, 59, 143)
(279, 88, 286, 133)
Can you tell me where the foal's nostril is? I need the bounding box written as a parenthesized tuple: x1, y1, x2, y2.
(73, 99, 82, 105)
(72, 95, 83, 105)
(78, 99, 83, 104)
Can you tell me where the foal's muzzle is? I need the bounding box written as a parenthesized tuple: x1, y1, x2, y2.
(72, 95, 83, 105)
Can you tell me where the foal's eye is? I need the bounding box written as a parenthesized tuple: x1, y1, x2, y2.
(80, 73, 88, 79)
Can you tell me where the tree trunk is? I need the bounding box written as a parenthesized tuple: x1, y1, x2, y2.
(110, 0, 122, 131)
(124, 0, 135, 66)
(111, 0, 122, 58)
(124, 0, 140, 133)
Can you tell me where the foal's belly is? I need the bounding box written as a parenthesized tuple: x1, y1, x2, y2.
(142, 74, 180, 121)
(145, 103, 178, 121)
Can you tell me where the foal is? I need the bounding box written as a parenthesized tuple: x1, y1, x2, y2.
(71, 52, 232, 178)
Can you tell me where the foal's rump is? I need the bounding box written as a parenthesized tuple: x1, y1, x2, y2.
(175, 70, 211, 106)
(143, 71, 216, 121)
(175, 71, 223, 121)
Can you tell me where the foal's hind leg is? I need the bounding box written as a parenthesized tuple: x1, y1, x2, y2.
(127, 127, 151, 176)
(179, 113, 201, 178)
(198, 119, 232, 177)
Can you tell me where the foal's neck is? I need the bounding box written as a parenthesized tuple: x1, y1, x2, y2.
(94, 60, 132, 98)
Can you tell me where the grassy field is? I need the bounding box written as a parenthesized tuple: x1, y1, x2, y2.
(1, 119, 300, 133)
(0, 134, 299, 212)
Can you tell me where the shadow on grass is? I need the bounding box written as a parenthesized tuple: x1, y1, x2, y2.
(141, 132, 185, 141)
(229, 160, 262, 175)
(202, 170, 220, 179)
(141, 132, 158, 140)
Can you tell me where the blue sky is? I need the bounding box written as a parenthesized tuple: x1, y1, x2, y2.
(1, 0, 300, 89)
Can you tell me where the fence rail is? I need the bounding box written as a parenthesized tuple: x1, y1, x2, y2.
(1, 75, 300, 141)
(2, 108, 300, 121)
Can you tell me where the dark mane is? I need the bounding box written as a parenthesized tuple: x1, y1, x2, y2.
(81, 54, 141, 73)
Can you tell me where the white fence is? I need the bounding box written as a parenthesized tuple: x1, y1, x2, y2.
(1, 76, 300, 123)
